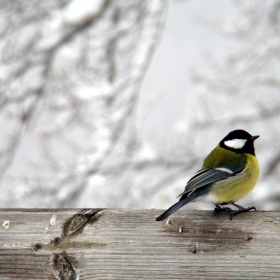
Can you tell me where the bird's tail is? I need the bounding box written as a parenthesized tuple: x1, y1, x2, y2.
(156, 199, 190, 221)
(156, 187, 208, 221)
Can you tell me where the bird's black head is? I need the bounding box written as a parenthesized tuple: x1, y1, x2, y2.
(219, 129, 259, 156)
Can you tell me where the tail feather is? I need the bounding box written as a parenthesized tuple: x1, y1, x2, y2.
(156, 199, 190, 221)
(156, 186, 209, 221)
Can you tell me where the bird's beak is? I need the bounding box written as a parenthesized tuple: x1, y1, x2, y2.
(251, 135, 260, 141)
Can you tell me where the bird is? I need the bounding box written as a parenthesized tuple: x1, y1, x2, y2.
(156, 129, 260, 221)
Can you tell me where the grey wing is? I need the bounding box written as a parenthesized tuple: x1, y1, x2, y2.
(177, 165, 245, 198)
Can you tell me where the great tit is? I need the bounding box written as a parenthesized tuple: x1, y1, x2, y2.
(156, 129, 260, 221)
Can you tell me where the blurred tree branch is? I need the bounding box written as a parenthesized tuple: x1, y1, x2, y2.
(0, 0, 170, 207)
(186, 0, 280, 208)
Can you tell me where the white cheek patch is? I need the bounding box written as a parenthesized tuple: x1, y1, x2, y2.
(215, 167, 234, 174)
(224, 139, 246, 149)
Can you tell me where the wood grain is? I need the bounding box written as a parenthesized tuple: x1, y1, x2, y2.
(0, 208, 280, 279)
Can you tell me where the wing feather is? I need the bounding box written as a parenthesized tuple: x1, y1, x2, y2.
(177, 165, 245, 198)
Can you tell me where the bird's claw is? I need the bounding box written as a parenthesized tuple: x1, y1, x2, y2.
(214, 205, 232, 216)
(229, 206, 256, 220)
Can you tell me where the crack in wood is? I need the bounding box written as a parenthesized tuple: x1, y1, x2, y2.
(52, 251, 79, 280)
(61, 209, 104, 240)
(32, 209, 106, 251)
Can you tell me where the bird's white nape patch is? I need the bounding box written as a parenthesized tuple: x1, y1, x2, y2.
(224, 139, 246, 149)
(215, 167, 234, 174)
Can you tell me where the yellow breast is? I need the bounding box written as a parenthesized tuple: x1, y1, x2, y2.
(210, 154, 260, 204)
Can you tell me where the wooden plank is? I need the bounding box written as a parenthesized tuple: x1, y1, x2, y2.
(0, 208, 280, 279)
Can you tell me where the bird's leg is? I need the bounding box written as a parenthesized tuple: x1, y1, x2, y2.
(229, 202, 256, 220)
(213, 204, 232, 216)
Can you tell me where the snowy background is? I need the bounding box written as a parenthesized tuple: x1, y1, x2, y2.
(0, 0, 279, 211)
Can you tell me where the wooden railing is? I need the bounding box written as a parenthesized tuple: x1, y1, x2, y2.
(0, 208, 279, 279)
